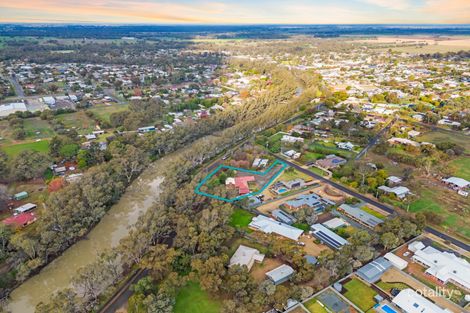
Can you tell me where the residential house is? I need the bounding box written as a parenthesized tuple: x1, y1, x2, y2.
(441, 177, 469, 191)
(409, 241, 470, 291)
(285, 193, 334, 213)
(272, 209, 296, 225)
(338, 204, 384, 228)
(3, 212, 37, 228)
(281, 135, 304, 144)
(226, 176, 255, 195)
(336, 142, 355, 151)
(388, 137, 420, 147)
(310, 223, 349, 250)
(315, 155, 347, 169)
(392, 289, 448, 313)
(378, 186, 411, 199)
(249, 215, 303, 241)
(229, 245, 265, 271)
(283, 150, 301, 159)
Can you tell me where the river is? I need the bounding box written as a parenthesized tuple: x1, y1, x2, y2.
(7, 159, 165, 313)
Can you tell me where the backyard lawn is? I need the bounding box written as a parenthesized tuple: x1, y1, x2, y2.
(343, 278, 377, 312)
(174, 281, 221, 313)
(1, 140, 50, 157)
(304, 298, 328, 313)
(376, 281, 411, 293)
(229, 208, 254, 230)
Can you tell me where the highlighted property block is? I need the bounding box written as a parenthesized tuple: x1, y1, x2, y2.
(195, 159, 288, 202)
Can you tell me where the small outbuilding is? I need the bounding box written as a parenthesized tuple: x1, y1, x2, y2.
(356, 257, 392, 283)
(266, 264, 295, 285)
(384, 252, 408, 270)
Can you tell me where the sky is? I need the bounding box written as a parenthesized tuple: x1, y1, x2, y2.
(0, 0, 469, 24)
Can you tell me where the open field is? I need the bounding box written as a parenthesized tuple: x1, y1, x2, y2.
(55, 111, 96, 134)
(1, 140, 49, 157)
(448, 157, 470, 181)
(356, 36, 470, 53)
(343, 278, 377, 312)
(88, 103, 129, 123)
(417, 130, 470, 153)
(23, 118, 55, 139)
(174, 281, 221, 313)
(409, 180, 470, 239)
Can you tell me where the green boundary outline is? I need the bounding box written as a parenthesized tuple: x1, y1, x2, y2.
(195, 159, 288, 203)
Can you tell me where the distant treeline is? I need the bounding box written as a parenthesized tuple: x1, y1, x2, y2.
(1, 24, 470, 39)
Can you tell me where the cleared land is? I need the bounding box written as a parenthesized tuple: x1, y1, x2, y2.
(357, 36, 470, 53)
(173, 281, 221, 313)
(88, 103, 129, 123)
(55, 111, 96, 134)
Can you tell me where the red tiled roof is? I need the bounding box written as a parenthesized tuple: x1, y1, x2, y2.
(234, 176, 255, 195)
(3, 212, 37, 227)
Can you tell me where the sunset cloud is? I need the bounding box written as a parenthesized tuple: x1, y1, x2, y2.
(0, 0, 468, 24)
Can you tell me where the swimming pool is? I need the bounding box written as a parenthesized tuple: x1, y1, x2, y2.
(381, 304, 398, 313)
(278, 188, 287, 193)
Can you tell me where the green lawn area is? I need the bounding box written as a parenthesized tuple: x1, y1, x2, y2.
(449, 157, 470, 181)
(376, 281, 411, 293)
(88, 103, 129, 123)
(360, 206, 386, 219)
(174, 281, 221, 313)
(304, 298, 328, 313)
(1, 140, 50, 157)
(343, 278, 377, 312)
(229, 208, 254, 230)
(309, 166, 328, 177)
(292, 222, 310, 231)
(300, 151, 324, 163)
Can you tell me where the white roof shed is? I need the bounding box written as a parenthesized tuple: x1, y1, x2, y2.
(384, 252, 408, 270)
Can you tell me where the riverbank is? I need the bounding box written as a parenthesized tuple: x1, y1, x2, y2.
(7, 160, 165, 313)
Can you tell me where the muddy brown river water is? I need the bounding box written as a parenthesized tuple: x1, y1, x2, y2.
(7, 160, 165, 313)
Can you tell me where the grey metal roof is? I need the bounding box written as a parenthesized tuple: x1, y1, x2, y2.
(357, 257, 392, 283)
(339, 204, 383, 228)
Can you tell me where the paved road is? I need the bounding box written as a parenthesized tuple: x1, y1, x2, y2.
(100, 269, 148, 313)
(8, 75, 25, 98)
(355, 117, 396, 160)
(273, 155, 470, 252)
